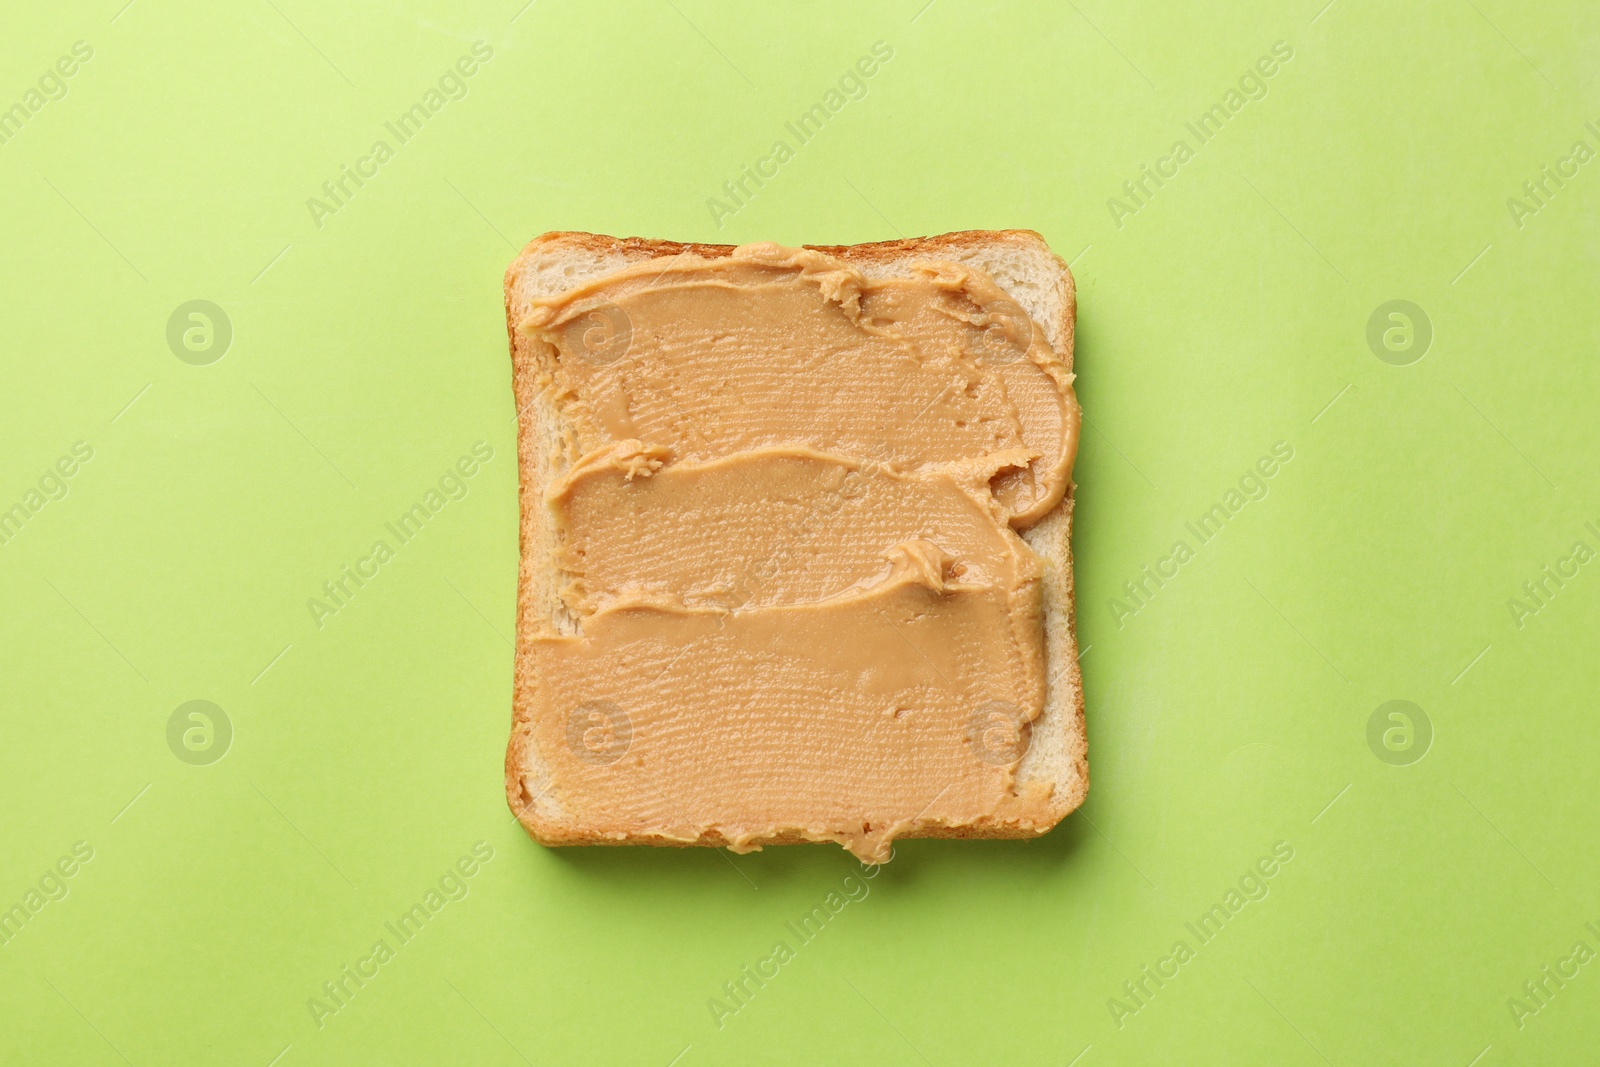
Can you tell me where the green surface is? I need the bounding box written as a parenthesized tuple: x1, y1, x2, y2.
(3, 2, 1599, 1064)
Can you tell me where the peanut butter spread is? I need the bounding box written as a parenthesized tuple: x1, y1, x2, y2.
(518, 243, 1079, 862)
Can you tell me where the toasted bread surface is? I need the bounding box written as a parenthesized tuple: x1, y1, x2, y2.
(504, 230, 1084, 855)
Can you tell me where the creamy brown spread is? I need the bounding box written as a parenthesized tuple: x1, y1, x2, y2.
(518, 243, 1078, 862)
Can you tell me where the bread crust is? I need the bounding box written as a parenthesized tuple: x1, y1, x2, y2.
(504, 230, 1085, 854)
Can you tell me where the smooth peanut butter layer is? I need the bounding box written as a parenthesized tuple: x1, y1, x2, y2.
(514, 242, 1079, 862)
(529, 562, 1049, 863)
(520, 244, 1078, 525)
(548, 441, 1041, 614)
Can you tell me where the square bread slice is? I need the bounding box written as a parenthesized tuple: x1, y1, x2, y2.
(503, 230, 1085, 863)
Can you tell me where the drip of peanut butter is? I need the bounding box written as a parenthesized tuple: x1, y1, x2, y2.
(518, 244, 1078, 862)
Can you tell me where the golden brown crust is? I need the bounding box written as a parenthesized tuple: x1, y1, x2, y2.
(1068, 495, 1088, 820)
(503, 230, 1084, 855)
(506, 227, 1061, 263)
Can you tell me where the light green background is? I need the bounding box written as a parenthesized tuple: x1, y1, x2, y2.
(3, 1, 1598, 1064)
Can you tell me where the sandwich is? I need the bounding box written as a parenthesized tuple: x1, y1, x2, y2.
(503, 230, 1083, 863)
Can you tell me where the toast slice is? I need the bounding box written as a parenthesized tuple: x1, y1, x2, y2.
(503, 230, 1085, 862)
